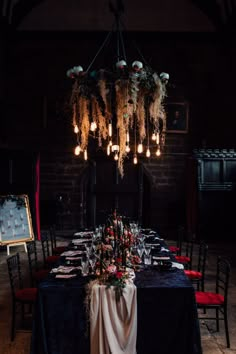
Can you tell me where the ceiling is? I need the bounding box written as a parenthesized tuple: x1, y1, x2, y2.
(1, 0, 236, 33)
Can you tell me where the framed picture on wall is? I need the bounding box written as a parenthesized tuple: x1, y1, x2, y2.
(0, 194, 34, 245)
(166, 102, 189, 133)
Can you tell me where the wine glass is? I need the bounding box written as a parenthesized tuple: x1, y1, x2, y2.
(85, 243, 92, 256)
(137, 244, 144, 259)
(89, 255, 97, 273)
(81, 256, 89, 276)
(144, 245, 151, 256)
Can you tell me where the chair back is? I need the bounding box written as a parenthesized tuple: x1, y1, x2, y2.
(27, 241, 39, 286)
(7, 253, 23, 298)
(197, 241, 208, 271)
(216, 256, 230, 304)
(49, 225, 57, 254)
(183, 237, 194, 269)
(176, 225, 184, 255)
(196, 241, 208, 291)
(41, 229, 51, 264)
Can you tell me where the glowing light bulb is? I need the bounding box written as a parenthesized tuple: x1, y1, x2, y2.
(125, 144, 131, 153)
(156, 132, 160, 144)
(107, 145, 111, 156)
(90, 121, 97, 131)
(74, 125, 79, 134)
(156, 146, 161, 156)
(109, 140, 113, 147)
(84, 149, 88, 160)
(108, 122, 112, 137)
(137, 143, 143, 153)
(133, 155, 138, 164)
(146, 148, 151, 157)
(151, 132, 156, 141)
(74, 145, 81, 156)
(114, 152, 119, 161)
(111, 145, 119, 153)
(126, 131, 130, 143)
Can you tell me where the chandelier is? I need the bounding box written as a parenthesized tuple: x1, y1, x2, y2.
(66, 0, 169, 177)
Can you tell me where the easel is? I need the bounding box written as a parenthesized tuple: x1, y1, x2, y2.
(6, 242, 28, 256)
(0, 194, 34, 256)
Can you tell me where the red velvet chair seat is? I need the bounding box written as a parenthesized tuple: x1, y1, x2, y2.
(52, 246, 67, 255)
(33, 269, 50, 281)
(15, 288, 38, 302)
(46, 255, 60, 264)
(175, 255, 191, 264)
(195, 291, 224, 305)
(169, 246, 180, 253)
(184, 270, 202, 279)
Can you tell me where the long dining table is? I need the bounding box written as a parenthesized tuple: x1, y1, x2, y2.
(30, 231, 202, 354)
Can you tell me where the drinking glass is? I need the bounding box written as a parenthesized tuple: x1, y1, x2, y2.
(89, 255, 97, 273)
(85, 243, 92, 256)
(81, 258, 89, 276)
(137, 244, 144, 259)
(144, 254, 152, 265)
(144, 245, 151, 256)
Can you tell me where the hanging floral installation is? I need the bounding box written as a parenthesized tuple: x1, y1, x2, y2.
(67, 61, 169, 177)
(66, 0, 170, 177)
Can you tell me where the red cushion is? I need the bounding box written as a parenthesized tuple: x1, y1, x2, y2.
(175, 255, 191, 264)
(52, 246, 67, 255)
(169, 246, 180, 253)
(15, 288, 38, 302)
(46, 255, 60, 264)
(195, 291, 224, 305)
(184, 270, 202, 280)
(33, 269, 50, 281)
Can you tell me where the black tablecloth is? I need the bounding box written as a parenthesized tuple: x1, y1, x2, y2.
(30, 245, 202, 354)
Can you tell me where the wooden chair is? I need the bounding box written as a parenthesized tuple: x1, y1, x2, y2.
(169, 225, 184, 255)
(41, 229, 60, 268)
(7, 253, 38, 341)
(49, 225, 67, 255)
(184, 241, 208, 291)
(195, 256, 231, 348)
(175, 237, 194, 270)
(27, 241, 50, 286)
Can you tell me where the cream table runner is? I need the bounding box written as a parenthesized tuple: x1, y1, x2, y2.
(90, 283, 137, 354)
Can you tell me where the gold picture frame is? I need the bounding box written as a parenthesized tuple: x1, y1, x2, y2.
(0, 194, 34, 245)
(166, 101, 189, 133)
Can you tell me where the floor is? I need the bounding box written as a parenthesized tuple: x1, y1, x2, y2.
(0, 238, 236, 354)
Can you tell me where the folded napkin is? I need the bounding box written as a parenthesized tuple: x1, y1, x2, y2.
(61, 250, 84, 257)
(50, 265, 80, 274)
(55, 274, 77, 279)
(145, 242, 160, 247)
(152, 256, 171, 261)
(65, 256, 82, 261)
(145, 235, 162, 241)
(74, 231, 93, 237)
(171, 262, 184, 270)
(141, 229, 156, 235)
(72, 238, 91, 244)
(160, 247, 170, 252)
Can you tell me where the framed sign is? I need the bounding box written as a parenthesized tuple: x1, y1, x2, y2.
(0, 194, 34, 245)
(166, 102, 189, 133)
